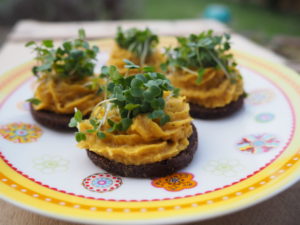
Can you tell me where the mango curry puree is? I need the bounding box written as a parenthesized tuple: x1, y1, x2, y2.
(169, 68, 244, 108)
(33, 77, 103, 115)
(78, 94, 193, 165)
(107, 44, 165, 74)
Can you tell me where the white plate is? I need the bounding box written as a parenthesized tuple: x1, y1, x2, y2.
(0, 38, 300, 224)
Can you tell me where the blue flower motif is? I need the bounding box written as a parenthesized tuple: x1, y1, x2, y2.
(255, 113, 275, 123)
(91, 177, 113, 188)
(82, 173, 122, 193)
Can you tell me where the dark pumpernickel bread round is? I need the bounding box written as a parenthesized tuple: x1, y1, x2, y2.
(189, 95, 244, 119)
(30, 104, 75, 131)
(87, 124, 198, 178)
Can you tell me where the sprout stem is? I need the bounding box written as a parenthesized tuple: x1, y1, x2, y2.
(181, 67, 198, 75)
(207, 50, 234, 80)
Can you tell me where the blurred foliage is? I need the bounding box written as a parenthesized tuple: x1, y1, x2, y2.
(0, 0, 128, 24)
(0, 0, 299, 38)
(131, 0, 300, 37)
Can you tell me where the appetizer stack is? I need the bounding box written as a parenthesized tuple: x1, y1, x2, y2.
(27, 29, 103, 130)
(70, 64, 197, 178)
(163, 30, 245, 119)
(107, 27, 164, 74)
(26, 27, 245, 178)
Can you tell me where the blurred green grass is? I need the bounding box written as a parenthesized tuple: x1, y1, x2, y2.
(130, 0, 300, 37)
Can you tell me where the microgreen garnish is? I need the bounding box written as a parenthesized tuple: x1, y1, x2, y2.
(26, 98, 41, 105)
(70, 61, 180, 142)
(242, 92, 248, 98)
(26, 28, 99, 80)
(123, 59, 140, 69)
(162, 30, 239, 83)
(115, 27, 159, 66)
(75, 132, 86, 142)
(196, 68, 205, 84)
(68, 108, 83, 128)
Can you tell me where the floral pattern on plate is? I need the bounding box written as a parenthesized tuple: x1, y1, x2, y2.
(237, 134, 280, 153)
(246, 89, 275, 105)
(33, 155, 69, 174)
(82, 173, 122, 193)
(0, 122, 43, 143)
(255, 113, 275, 123)
(152, 172, 197, 192)
(204, 159, 243, 177)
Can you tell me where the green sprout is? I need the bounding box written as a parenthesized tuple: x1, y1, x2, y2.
(115, 27, 159, 66)
(162, 30, 240, 83)
(26, 98, 41, 105)
(70, 60, 180, 142)
(26, 28, 99, 80)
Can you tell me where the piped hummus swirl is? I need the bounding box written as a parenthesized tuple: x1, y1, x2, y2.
(27, 29, 102, 116)
(33, 77, 103, 115)
(169, 68, 244, 108)
(107, 44, 165, 74)
(77, 95, 193, 165)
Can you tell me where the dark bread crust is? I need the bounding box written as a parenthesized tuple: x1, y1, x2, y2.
(189, 95, 244, 119)
(30, 104, 75, 131)
(86, 124, 198, 178)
